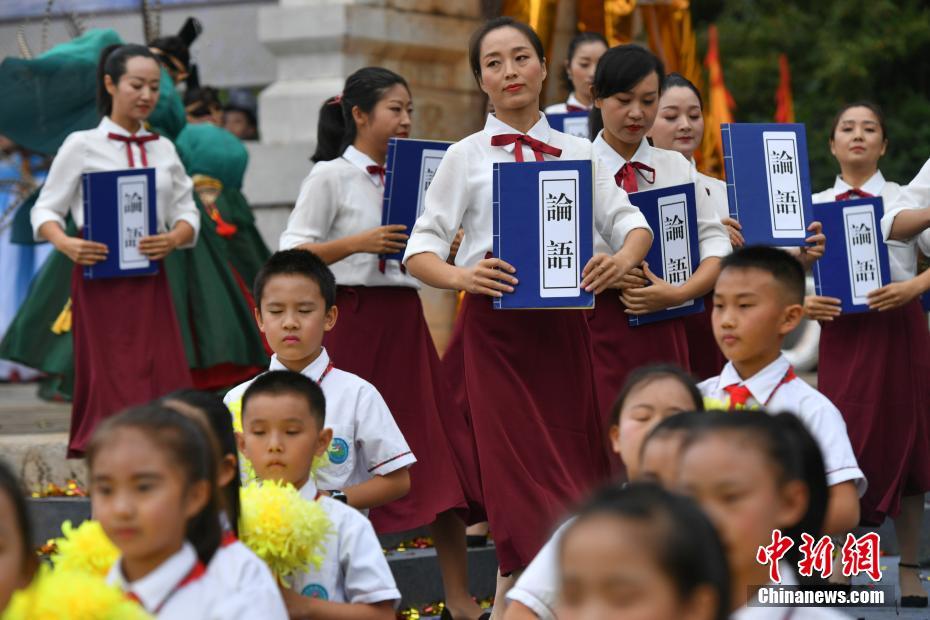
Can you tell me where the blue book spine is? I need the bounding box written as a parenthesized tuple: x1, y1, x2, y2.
(812, 197, 891, 314)
(721, 123, 738, 220)
(492, 162, 503, 310)
(626, 183, 704, 326)
(545, 111, 590, 140)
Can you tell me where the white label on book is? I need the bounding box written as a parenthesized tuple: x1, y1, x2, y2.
(843, 204, 882, 305)
(117, 174, 150, 271)
(562, 116, 589, 140)
(762, 131, 806, 239)
(416, 149, 446, 219)
(658, 193, 695, 309)
(538, 170, 581, 298)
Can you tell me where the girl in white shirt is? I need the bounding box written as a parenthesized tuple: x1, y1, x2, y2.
(88, 403, 263, 619)
(29, 44, 198, 457)
(648, 72, 738, 380)
(279, 67, 479, 620)
(557, 483, 730, 620)
(804, 102, 930, 608)
(404, 16, 651, 583)
(543, 32, 607, 115)
(586, 45, 730, 433)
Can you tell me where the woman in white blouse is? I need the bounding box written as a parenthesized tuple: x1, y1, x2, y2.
(30, 44, 198, 457)
(404, 17, 651, 590)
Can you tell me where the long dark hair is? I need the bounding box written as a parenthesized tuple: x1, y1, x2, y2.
(96, 43, 159, 117)
(0, 459, 37, 579)
(663, 72, 703, 109)
(589, 44, 665, 139)
(830, 100, 887, 142)
(311, 67, 409, 163)
(162, 389, 242, 537)
(467, 16, 545, 86)
(561, 31, 608, 92)
(86, 404, 223, 565)
(562, 482, 730, 620)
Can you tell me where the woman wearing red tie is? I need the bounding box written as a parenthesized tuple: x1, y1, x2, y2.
(30, 44, 197, 456)
(585, 45, 730, 435)
(805, 102, 930, 608)
(405, 17, 651, 586)
(543, 32, 607, 115)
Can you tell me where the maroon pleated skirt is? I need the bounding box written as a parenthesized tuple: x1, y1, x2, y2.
(460, 293, 610, 574)
(681, 293, 726, 380)
(818, 299, 930, 525)
(439, 306, 487, 525)
(69, 264, 192, 457)
(323, 286, 468, 533)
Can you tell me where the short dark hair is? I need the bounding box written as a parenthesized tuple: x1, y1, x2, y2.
(96, 44, 159, 117)
(468, 17, 545, 86)
(253, 249, 337, 310)
(719, 245, 806, 305)
(242, 370, 326, 428)
(609, 364, 703, 426)
(562, 483, 730, 620)
(86, 404, 223, 566)
(0, 459, 36, 576)
(830, 100, 887, 143)
(149, 35, 191, 72)
(589, 44, 665, 139)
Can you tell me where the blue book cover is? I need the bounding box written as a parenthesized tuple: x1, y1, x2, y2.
(626, 183, 704, 326)
(812, 197, 892, 314)
(545, 111, 591, 140)
(380, 137, 452, 262)
(82, 168, 158, 280)
(492, 160, 594, 309)
(721, 123, 814, 247)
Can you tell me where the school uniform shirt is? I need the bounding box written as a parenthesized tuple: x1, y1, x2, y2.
(693, 160, 731, 222)
(506, 518, 574, 620)
(293, 477, 401, 605)
(31, 116, 199, 244)
(279, 145, 416, 287)
(814, 171, 922, 283)
(107, 542, 260, 619)
(882, 159, 930, 258)
(403, 113, 650, 268)
(207, 538, 288, 620)
(543, 92, 590, 115)
(731, 563, 852, 619)
(699, 355, 867, 495)
(591, 133, 730, 258)
(224, 347, 416, 492)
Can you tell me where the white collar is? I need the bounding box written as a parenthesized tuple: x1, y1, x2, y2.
(832, 170, 885, 198)
(269, 347, 332, 383)
(298, 477, 320, 501)
(716, 354, 793, 405)
(592, 132, 652, 174)
(108, 542, 198, 612)
(98, 115, 153, 138)
(482, 112, 553, 154)
(341, 145, 382, 187)
(566, 92, 591, 111)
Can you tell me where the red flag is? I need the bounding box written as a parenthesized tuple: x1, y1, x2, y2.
(775, 53, 795, 123)
(701, 24, 736, 176)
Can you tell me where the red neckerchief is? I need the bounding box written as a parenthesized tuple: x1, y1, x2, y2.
(317, 360, 335, 384)
(724, 366, 797, 410)
(566, 104, 587, 113)
(107, 132, 159, 168)
(614, 161, 656, 193)
(490, 133, 562, 162)
(835, 188, 873, 201)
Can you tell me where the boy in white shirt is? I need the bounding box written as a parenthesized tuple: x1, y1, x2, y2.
(225, 249, 415, 511)
(699, 246, 866, 534)
(238, 370, 399, 618)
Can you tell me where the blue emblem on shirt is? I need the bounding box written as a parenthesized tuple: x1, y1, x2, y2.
(328, 437, 350, 464)
(301, 584, 329, 600)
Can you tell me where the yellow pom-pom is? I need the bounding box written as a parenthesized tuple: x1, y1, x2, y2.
(51, 520, 119, 577)
(2, 565, 151, 620)
(703, 396, 730, 411)
(238, 480, 333, 585)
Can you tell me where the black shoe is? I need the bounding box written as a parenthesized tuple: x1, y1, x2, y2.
(466, 534, 488, 548)
(899, 562, 929, 608)
(439, 609, 492, 620)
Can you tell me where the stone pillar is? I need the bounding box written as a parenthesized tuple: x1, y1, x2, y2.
(249, 0, 487, 353)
